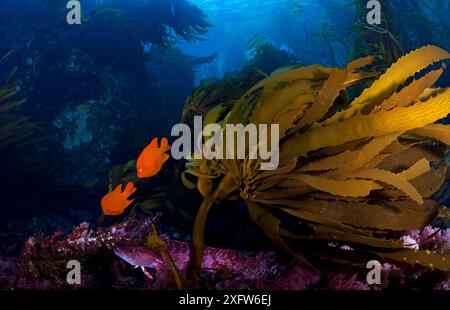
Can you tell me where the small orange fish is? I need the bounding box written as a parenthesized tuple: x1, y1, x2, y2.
(136, 137, 171, 178)
(101, 182, 137, 216)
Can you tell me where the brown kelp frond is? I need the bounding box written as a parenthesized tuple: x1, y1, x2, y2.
(317, 45, 450, 127)
(181, 38, 305, 126)
(181, 79, 234, 125)
(351, 45, 450, 109)
(182, 46, 450, 278)
(0, 69, 42, 153)
(181, 69, 267, 125)
(282, 45, 450, 158)
(350, 0, 403, 69)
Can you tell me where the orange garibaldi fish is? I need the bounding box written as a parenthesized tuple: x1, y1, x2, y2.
(101, 182, 137, 216)
(136, 137, 171, 178)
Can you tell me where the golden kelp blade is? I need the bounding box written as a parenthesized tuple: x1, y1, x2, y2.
(351, 45, 450, 108)
(275, 198, 438, 231)
(299, 133, 400, 172)
(293, 174, 380, 197)
(227, 65, 331, 124)
(282, 89, 450, 158)
(381, 68, 444, 110)
(346, 169, 423, 204)
(409, 124, 450, 145)
(317, 46, 450, 126)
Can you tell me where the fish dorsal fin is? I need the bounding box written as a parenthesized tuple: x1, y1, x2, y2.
(148, 137, 159, 150)
(113, 184, 123, 194)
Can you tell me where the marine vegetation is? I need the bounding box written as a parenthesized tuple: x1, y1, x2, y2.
(350, 0, 403, 69)
(0, 85, 38, 153)
(245, 35, 298, 74)
(181, 70, 266, 126)
(0, 52, 54, 221)
(7, 218, 449, 289)
(0, 0, 213, 189)
(181, 45, 450, 282)
(100, 0, 211, 45)
(181, 36, 298, 126)
(0, 52, 41, 154)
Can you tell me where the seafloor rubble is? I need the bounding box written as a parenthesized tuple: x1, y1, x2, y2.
(0, 218, 448, 290)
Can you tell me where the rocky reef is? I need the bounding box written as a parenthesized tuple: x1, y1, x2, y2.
(0, 217, 448, 290)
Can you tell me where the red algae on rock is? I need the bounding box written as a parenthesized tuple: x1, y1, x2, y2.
(0, 218, 447, 290)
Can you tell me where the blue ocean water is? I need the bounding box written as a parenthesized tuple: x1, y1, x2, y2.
(179, 0, 450, 83)
(181, 0, 351, 82)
